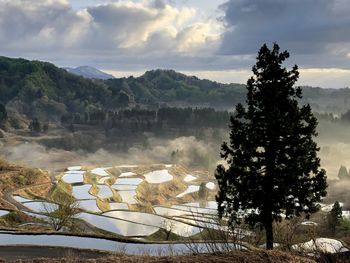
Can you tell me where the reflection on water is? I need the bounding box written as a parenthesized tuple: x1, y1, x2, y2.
(79, 213, 159, 236)
(144, 170, 173, 183)
(114, 178, 143, 185)
(97, 185, 113, 199)
(0, 233, 245, 254)
(72, 185, 94, 199)
(78, 200, 101, 213)
(103, 211, 202, 237)
(0, 210, 9, 217)
(23, 201, 59, 213)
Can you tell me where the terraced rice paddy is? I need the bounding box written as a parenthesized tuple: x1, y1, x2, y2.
(118, 191, 138, 204)
(72, 184, 95, 199)
(96, 185, 114, 199)
(91, 167, 110, 176)
(176, 185, 200, 198)
(143, 169, 173, 183)
(11, 164, 220, 240)
(80, 213, 160, 236)
(119, 172, 137, 177)
(13, 195, 33, 203)
(23, 201, 59, 213)
(78, 200, 101, 212)
(0, 210, 9, 217)
(184, 174, 197, 182)
(61, 171, 85, 183)
(6, 164, 347, 255)
(109, 202, 129, 210)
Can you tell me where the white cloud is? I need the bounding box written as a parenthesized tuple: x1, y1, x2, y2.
(0, 0, 349, 89)
(0, 0, 223, 55)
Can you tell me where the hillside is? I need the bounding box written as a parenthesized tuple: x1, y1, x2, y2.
(0, 56, 349, 122)
(0, 158, 50, 210)
(0, 56, 246, 121)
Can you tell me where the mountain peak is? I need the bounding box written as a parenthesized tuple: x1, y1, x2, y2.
(64, 65, 115, 80)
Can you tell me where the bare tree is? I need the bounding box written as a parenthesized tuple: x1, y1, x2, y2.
(43, 197, 80, 231)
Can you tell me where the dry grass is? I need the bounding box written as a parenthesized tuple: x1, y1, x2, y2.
(109, 189, 122, 203)
(96, 198, 110, 212)
(50, 180, 73, 202)
(89, 185, 99, 197)
(0, 158, 50, 209)
(0, 250, 316, 263)
(84, 172, 98, 185)
(136, 169, 188, 207)
(107, 167, 122, 177)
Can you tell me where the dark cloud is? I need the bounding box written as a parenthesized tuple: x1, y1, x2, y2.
(0, 0, 349, 87)
(219, 0, 350, 67)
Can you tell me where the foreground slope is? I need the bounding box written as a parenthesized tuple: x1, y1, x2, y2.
(0, 250, 316, 263)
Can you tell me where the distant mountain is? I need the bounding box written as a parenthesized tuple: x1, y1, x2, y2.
(64, 66, 115, 80)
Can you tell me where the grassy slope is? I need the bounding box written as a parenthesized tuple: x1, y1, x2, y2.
(0, 158, 50, 209)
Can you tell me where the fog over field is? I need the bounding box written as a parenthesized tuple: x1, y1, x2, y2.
(1, 136, 220, 173)
(2, 117, 350, 182)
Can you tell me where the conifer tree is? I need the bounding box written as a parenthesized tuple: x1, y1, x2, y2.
(215, 43, 327, 249)
(328, 201, 342, 235)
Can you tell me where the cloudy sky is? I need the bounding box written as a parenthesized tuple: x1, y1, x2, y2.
(0, 0, 349, 88)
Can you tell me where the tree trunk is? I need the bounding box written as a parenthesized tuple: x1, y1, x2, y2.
(265, 220, 274, 250)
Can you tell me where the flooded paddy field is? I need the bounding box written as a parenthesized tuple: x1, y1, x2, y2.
(8, 164, 220, 241)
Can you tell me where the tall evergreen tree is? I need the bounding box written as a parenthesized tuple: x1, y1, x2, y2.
(215, 43, 327, 249)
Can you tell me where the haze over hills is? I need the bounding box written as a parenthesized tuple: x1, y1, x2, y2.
(63, 66, 115, 80)
(0, 55, 349, 122)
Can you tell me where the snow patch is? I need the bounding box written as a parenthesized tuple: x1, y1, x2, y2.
(292, 238, 348, 253)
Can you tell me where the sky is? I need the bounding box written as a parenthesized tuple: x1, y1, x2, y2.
(0, 0, 349, 88)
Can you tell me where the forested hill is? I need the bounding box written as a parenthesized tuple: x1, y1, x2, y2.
(0, 56, 246, 121)
(0, 55, 349, 121)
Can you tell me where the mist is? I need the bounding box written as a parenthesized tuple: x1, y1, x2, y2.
(2, 118, 350, 186)
(0, 136, 221, 174)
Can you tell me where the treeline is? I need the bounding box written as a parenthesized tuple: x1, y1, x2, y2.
(315, 110, 350, 123)
(61, 107, 232, 137)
